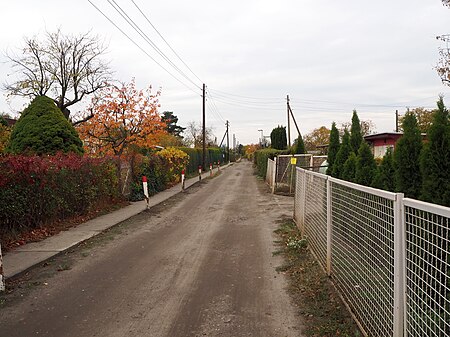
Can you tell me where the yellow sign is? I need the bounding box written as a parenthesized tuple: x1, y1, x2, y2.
(290, 157, 297, 165)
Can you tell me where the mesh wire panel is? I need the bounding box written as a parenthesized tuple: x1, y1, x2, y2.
(304, 171, 328, 270)
(276, 154, 311, 186)
(294, 168, 306, 231)
(404, 199, 450, 337)
(331, 179, 396, 337)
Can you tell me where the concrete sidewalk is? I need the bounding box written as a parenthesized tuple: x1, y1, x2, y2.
(3, 164, 232, 279)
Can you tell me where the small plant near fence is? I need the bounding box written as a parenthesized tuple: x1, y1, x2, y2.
(273, 220, 361, 337)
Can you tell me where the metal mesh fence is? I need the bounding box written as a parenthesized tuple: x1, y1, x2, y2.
(293, 169, 450, 337)
(294, 168, 306, 231)
(330, 179, 397, 337)
(276, 154, 311, 188)
(404, 199, 450, 337)
(304, 170, 328, 270)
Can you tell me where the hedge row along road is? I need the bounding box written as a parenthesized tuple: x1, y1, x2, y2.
(0, 161, 304, 337)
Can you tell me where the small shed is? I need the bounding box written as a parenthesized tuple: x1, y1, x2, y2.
(364, 132, 403, 158)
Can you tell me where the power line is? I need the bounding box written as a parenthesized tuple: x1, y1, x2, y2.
(87, 0, 201, 96)
(107, 0, 202, 90)
(130, 0, 203, 84)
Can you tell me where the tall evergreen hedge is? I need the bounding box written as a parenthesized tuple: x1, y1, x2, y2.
(332, 130, 351, 178)
(394, 112, 422, 198)
(270, 126, 287, 150)
(420, 97, 450, 206)
(326, 122, 340, 175)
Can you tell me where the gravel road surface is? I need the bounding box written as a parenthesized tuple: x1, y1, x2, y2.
(0, 161, 303, 337)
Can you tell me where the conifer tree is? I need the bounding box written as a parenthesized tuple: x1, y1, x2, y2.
(270, 126, 287, 150)
(342, 152, 357, 182)
(326, 122, 340, 175)
(394, 112, 422, 198)
(420, 96, 450, 206)
(293, 135, 306, 154)
(350, 110, 363, 153)
(8, 96, 83, 155)
(332, 129, 351, 178)
(355, 141, 377, 186)
(373, 148, 395, 192)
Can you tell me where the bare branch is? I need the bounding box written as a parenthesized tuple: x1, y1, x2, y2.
(3, 29, 111, 119)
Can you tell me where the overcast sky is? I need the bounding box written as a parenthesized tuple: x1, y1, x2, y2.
(1, 0, 450, 145)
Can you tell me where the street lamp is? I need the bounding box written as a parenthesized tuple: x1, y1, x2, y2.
(258, 129, 263, 147)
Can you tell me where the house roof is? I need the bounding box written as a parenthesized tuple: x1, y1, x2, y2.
(364, 131, 427, 142)
(364, 132, 403, 141)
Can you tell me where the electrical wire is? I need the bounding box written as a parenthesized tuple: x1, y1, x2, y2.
(107, 0, 202, 90)
(130, 0, 203, 84)
(87, 0, 201, 96)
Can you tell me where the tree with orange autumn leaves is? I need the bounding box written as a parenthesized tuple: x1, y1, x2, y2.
(77, 79, 167, 156)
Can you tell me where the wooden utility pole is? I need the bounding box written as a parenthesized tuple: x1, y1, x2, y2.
(226, 120, 230, 163)
(395, 110, 399, 132)
(202, 83, 206, 170)
(287, 95, 291, 147)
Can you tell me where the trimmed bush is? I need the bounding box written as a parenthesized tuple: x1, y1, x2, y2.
(178, 147, 223, 174)
(0, 154, 119, 235)
(8, 96, 83, 155)
(254, 148, 289, 177)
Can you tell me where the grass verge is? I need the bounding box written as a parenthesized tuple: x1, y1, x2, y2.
(274, 219, 362, 337)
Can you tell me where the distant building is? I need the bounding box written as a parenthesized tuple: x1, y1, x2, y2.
(364, 132, 427, 158)
(3, 117, 17, 127)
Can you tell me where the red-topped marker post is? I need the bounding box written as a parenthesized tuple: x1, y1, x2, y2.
(210, 163, 213, 177)
(142, 176, 149, 208)
(181, 169, 185, 191)
(198, 165, 202, 181)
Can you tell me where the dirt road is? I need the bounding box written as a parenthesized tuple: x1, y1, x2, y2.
(0, 161, 303, 337)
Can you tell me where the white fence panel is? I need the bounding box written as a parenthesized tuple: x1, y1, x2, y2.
(303, 170, 328, 271)
(329, 178, 398, 337)
(403, 198, 450, 337)
(294, 168, 450, 337)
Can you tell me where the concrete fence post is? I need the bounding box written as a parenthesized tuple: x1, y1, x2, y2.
(326, 178, 332, 276)
(0, 243, 4, 291)
(393, 193, 405, 337)
(271, 157, 276, 194)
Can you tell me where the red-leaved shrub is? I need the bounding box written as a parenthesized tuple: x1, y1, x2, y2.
(0, 153, 120, 234)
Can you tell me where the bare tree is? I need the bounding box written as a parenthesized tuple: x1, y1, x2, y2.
(4, 29, 111, 124)
(183, 121, 216, 147)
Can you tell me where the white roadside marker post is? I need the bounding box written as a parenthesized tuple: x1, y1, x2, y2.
(0, 243, 4, 291)
(181, 169, 185, 191)
(210, 163, 213, 177)
(142, 176, 149, 209)
(198, 165, 202, 181)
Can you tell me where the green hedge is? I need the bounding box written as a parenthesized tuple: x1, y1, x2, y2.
(254, 149, 289, 177)
(178, 147, 224, 174)
(0, 153, 120, 235)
